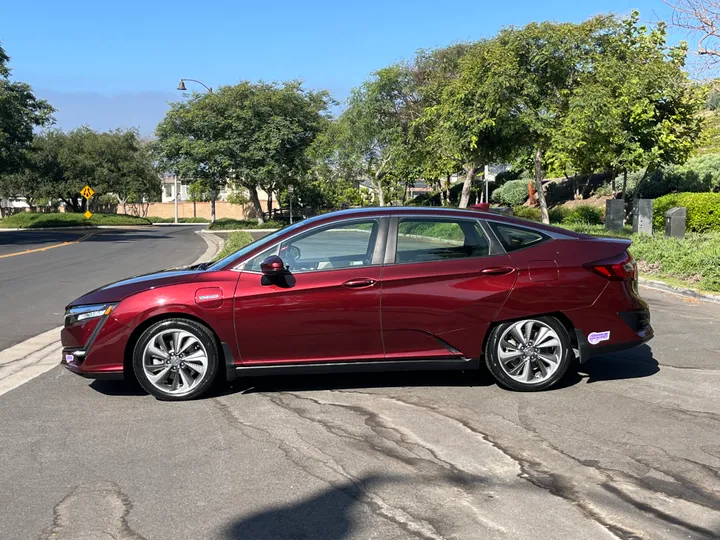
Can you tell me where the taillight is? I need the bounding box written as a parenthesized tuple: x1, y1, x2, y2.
(585, 252, 637, 281)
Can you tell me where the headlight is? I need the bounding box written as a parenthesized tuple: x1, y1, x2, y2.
(64, 304, 114, 326)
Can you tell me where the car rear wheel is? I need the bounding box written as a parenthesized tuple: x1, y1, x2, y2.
(485, 316, 571, 391)
(133, 318, 219, 401)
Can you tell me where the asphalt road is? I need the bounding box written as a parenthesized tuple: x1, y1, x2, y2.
(0, 226, 207, 350)
(0, 286, 718, 539)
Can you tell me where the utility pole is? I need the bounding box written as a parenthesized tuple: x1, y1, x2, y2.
(174, 175, 179, 224)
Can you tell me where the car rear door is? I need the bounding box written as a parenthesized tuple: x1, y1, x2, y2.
(233, 217, 386, 365)
(380, 215, 517, 360)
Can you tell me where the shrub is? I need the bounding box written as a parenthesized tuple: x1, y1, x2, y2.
(491, 179, 530, 206)
(209, 218, 287, 230)
(512, 206, 541, 221)
(148, 216, 210, 223)
(560, 205, 604, 225)
(653, 192, 720, 232)
(0, 212, 152, 228)
(623, 154, 720, 199)
(213, 231, 255, 261)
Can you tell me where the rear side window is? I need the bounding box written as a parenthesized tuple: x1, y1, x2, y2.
(395, 219, 489, 263)
(489, 223, 549, 252)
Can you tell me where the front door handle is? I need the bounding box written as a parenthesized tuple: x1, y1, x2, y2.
(480, 266, 515, 276)
(342, 278, 377, 289)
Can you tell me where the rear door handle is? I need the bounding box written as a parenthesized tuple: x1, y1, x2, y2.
(342, 278, 377, 288)
(480, 266, 515, 276)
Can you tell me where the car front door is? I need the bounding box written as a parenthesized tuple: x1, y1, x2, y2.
(233, 218, 386, 365)
(380, 216, 517, 360)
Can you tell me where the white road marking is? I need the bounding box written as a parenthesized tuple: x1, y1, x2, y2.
(0, 326, 63, 397)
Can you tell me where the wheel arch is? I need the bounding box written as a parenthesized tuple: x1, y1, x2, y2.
(482, 311, 577, 358)
(123, 312, 226, 382)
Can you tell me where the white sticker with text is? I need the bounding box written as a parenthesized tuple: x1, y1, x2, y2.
(588, 331, 610, 345)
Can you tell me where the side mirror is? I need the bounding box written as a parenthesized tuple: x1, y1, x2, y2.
(260, 255, 287, 276)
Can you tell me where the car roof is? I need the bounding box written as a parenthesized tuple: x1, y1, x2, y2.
(304, 206, 589, 239)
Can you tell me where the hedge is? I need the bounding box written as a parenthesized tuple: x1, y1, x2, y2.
(511, 204, 603, 226)
(492, 179, 530, 206)
(652, 192, 720, 232)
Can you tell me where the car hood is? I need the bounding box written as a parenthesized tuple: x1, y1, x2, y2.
(66, 268, 203, 308)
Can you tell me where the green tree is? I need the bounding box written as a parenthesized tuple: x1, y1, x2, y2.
(553, 12, 705, 199)
(422, 39, 522, 208)
(156, 81, 330, 223)
(0, 43, 54, 178)
(337, 64, 425, 206)
(482, 18, 614, 222)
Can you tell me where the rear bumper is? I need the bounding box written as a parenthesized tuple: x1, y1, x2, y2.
(575, 322, 653, 363)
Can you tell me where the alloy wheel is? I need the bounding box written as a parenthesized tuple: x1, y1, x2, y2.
(496, 319, 563, 384)
(142, 329, 209, 396)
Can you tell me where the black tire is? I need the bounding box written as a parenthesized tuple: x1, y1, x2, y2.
(133, 318, 219, 401)
(484, 315, 572, 392)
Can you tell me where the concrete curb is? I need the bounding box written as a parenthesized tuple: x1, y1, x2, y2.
(0, 225, 157, 231)
(193, 231, 225, 265)
(205, 228, 280, 233)
(639, 278, 720, 304)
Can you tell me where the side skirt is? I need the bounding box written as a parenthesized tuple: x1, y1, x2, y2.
(227, 357, 480, 379)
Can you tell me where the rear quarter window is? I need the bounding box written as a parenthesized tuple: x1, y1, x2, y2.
(489, 222, 550, 252)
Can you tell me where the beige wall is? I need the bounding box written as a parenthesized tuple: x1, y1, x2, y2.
(125, 201, 278, 220)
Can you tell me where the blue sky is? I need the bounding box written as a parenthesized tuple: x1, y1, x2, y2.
(2, 0, 674, 134)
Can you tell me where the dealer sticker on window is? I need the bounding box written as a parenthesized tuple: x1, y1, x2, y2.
(588, 331, 610, 345)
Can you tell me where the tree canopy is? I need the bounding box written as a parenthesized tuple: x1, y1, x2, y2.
(155, 81, 331, 223)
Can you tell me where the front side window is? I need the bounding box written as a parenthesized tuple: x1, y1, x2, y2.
(394, 218, 489, 264)
(275, 220, 379, 273)
(489, 223, 549, 252)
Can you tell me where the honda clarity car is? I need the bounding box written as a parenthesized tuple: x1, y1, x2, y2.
(61, 207, 652, 400)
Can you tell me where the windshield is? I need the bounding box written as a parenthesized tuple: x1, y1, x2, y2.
(205, 220, 308, 271)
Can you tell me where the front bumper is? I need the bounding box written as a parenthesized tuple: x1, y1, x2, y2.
(61, 354, 124, 380)
(60, 314, 130, 379)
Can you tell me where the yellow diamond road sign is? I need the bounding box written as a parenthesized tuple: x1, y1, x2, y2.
(84, 210, 93, 219)
(80, 185, 95, 199)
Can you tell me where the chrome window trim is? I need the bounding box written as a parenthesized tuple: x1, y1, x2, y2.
(236, 217, 385, 275)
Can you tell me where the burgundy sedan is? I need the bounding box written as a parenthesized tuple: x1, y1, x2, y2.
(61, 207, 652, 400)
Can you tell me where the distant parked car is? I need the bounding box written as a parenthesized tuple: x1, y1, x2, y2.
(61, 207, 652, 400)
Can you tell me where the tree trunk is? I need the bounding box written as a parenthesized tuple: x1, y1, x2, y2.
(374, 175, 385, 207)
(459, 164, 477, 209)
(611, 170, 616, 195)
(210, 190, 216, 223)
(534, 146, 550, 224)
(444, 175, 451, 206)
(248, 186, 265, 224)
(632, 167, 653, 203)
(117, 195, 128, 214)
(266, 191, 273, 218)
(193, 200, 196, 218)
(621, 168, 628, 200)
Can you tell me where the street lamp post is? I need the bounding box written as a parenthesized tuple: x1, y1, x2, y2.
(177, 78, 213, 93)
(175, 79, 212, 224)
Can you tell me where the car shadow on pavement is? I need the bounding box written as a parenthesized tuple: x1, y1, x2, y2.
(87, 344, 659, 399)
(219, 473, 485, 540)
(217, 368, 496, 397)
(560, 344, 659, 388)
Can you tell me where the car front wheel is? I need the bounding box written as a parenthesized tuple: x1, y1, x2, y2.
(485, 316, 572, 391)
(133, 318, 219, 401)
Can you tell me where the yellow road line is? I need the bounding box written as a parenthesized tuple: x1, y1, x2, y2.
(0, 233, 93, 260)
